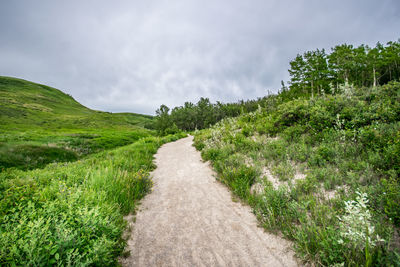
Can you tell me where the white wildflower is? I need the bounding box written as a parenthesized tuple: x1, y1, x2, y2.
(338, 191, 384, 250)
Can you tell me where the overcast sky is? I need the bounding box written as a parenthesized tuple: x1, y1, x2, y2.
(0, 1, 399, 115)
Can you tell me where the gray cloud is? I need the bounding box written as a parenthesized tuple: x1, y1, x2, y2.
(1, 0, 399, 114)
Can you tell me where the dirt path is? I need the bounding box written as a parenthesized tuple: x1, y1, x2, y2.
(121, 136, 298, 267)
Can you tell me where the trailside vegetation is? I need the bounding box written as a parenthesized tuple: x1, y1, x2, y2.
(193, 82, 400, 266)
(0, 133, 186, 266)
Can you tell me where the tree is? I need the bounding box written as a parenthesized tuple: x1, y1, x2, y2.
(196, 97, 214, 129)
(351, 45, 368, 87)
(155, 104, 172, 135)
(328, 44, 355, 88)
(306, 49, 330, 95)
(288, 49, 330, 97)
(379, 40, 400, 84)
(288, 54, 307, 95)
(366, 43, 384, 87)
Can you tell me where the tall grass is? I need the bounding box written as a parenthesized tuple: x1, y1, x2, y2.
(0, 133, 186, 266)
(0, 129, 153, 171)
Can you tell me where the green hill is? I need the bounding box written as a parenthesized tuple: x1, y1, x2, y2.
(0, 76, 155, 170)
(0, 76, 153, 129)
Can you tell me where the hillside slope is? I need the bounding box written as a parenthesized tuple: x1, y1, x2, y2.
(194, 82, 400, 266)
(0, 76, 153, 129)
(0, 76, 155, 170)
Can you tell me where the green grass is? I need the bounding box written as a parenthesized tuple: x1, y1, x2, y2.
(0, 76, 156, 170)
(0, 133, 186, 266)
(194, 82, 400, 266)
(0, 143, 78, 170)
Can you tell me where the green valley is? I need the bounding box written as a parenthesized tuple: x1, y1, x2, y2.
(0, 76, 155, 170)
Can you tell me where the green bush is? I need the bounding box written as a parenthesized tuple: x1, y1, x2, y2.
(241, 125, 253, 137)
(201, 148, 222, 161)
(214, 154, 258, 199)
(282, 124, 306, 142)
(308, 104, 334, 131)
(276, 99, 309, 129)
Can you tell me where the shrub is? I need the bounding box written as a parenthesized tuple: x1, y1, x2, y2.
(281, 124, 306, 142)
(338, 192, 384, 250)
(308, 104, 334, 131)
(337, 192, 385, 265)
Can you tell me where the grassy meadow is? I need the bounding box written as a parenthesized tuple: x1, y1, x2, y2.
(194, 82, 400, 266)
(0, 76, 155, 171)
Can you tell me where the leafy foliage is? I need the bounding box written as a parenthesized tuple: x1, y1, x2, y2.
(286, 40, 400, 98)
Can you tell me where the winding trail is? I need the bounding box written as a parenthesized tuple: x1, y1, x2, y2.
(121, 136, 298, 267)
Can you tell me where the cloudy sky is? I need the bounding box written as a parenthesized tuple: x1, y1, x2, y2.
(0, 1, 399, 115)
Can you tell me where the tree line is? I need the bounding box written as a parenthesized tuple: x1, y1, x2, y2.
(155, 96, 274, 134)
(285, 40, 400, 97)
(156, 39, 400, 134)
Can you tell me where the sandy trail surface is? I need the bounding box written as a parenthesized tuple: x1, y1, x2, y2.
(121, 136, 298, 267)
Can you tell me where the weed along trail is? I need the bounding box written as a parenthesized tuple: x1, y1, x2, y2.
(121, 136, 298, 267)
